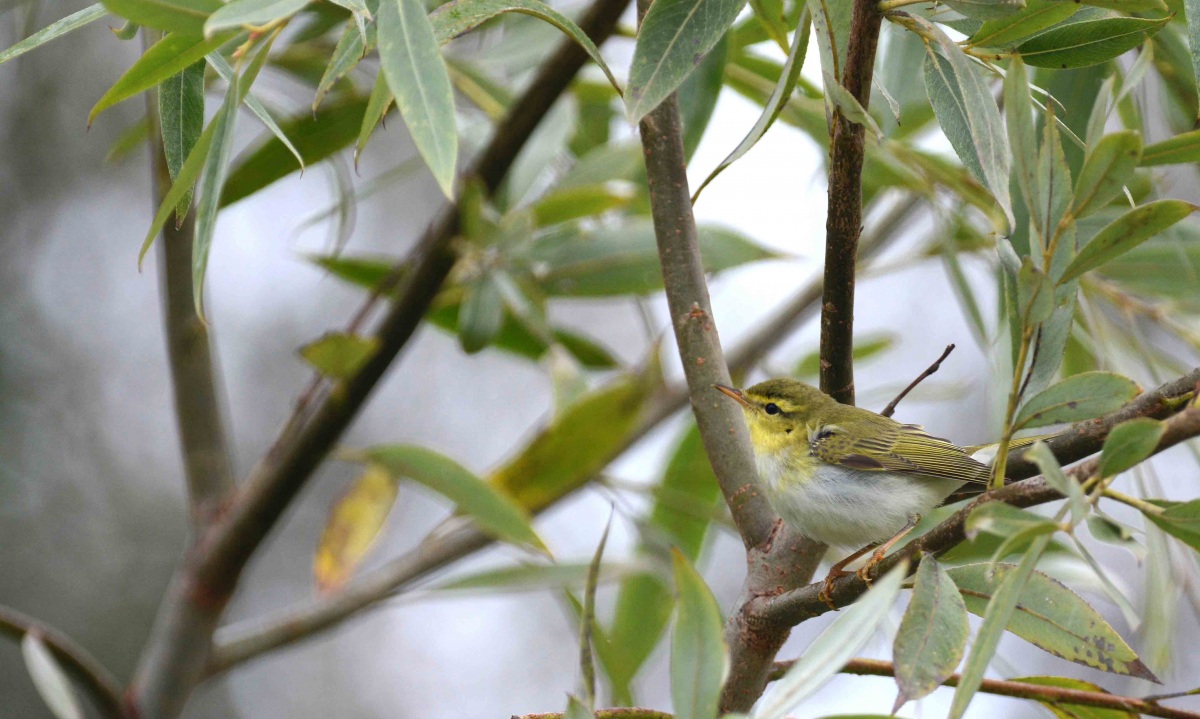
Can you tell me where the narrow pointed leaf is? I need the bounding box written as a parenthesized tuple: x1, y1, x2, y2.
(948, 562, 1157, 679)
(671, 550, 728, 719)
(969, 0, 1079, 48)
(577, 516, 611, 706)
(1015, 676, 1139, 719)
(944, 0, 1025, 20)
(1184, 0, 1200, 121)
(357, 70, 394, 160)
(431, 560, 643, 593)
(1146, 499, 1200, 552)
(192, 71, 241, 318)
(1004, 57, 1039, 220)
(1071, 130, 1142, 218)
(1017, 259, 1054, 325)
(1058, 200, 1196, 283)
(429, 0, 620, 95)
(0, 5, 107, 65)
(21, 634, 83, 719)
(314, 23, 369, 112)
(1141, 129, 1200, 166)
(626, 0, 748, 121)
(677, 32, 727, 161)
(1016, 16, 1169, 69)
(140, 117, 217, 265)
(693, 13, 808, 201)
(378, 0, 458, 198)
(205, 0, 309, 35)
(313, 464, 400, 592)
(1087, 515, 1145, 560)
(1024, 441, 1085, 524)
(1034, 106, 1072, 250)
(1098, 417, 1164, 478)
(89, 31, 232, 125)
(824, 72, 882, 138)
(206, 52, 305, 172)
(458, 274, 504, 353)
(159, 61, 205, 217)
(806, 0, 852, 85)
(101, 0, 221, 33)
(753, 564, 908, 719)
(965, 502, 1058, 541)
(1016, 371, 1141, 428)
(367, 445, 545, 551)
(892, 555, 968, 709)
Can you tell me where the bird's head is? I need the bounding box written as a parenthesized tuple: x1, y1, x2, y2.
(713, 378, 835, 455)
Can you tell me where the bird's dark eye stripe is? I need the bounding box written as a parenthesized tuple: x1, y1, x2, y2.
(765, 403, 781, 415)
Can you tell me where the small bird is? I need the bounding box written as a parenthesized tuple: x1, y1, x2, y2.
(714, 378, 992, 605)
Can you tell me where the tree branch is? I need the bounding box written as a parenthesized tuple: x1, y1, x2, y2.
(143, 38, 235, 529)
(127, 2, 632, 715)
(881, 343, 955, 418)
(759, 370, 1200, 626)
(512, 710, 673, 719)
(204, 193, 923, 676)
(818, 0, 883, 404)
(0, 605, 124, 719)
(767, 658, 1200, 719)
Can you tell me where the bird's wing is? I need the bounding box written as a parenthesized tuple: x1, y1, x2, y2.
(811, 422, 992, 485)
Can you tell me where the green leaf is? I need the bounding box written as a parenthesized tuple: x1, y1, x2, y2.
(1146, 500, 1200, 553)
(1004, 57, 1039, 224)
(948, 534, 1051, 719)
(140, 116, 216, 265)
(21, 633, 83, 719)
(948, 562, 1157, 679)
(752, 564, 907, 719)
(1142, 128, 1200, 166)
(205, 0, 309, 35)
(159, 61, 205, 217)
(101, 0, 221, 34)
(805, 0, 852, 86)
(794, 333, 894, 379)
(221, 96, 368, 207)
(1024, 441, 1085, 525)
(1017, 258, 1054, 325)
(526, 220, 778, 296)
(824, 72, 882, 139)
(692, 15, 808, 201)
(626, 0, 747, 121)
(1015, 371, 1141, 428)
(671, 550, 728, 719)
(1098, 417, 1164, 478)
(1033, 105, 1073, 251)
(489, 368, 656, 513)
(206, 52, 305, 172)
(428, 0, 620, 94)
(1016, 16, 1169, 69)
(1087, 515, 1144, 561)
(357, 71, 394, 161)
(1070, 130, 1142, 219)
(577, 515, 611, 706)
(1058, 199, 1196, 283)
(314, 22, 370, 113)
(0, 4, 107, 65)
(299, 333, 378, 379)
(969, 0, 1079, 48)
(458, 274, 504, 353)
(920, 26, 1013, 231)
(602, 424, 721, 701)
(366, 445, 545, 551)
(89, 31, 232, 125)
(892, 555, 968, 709)
(964, 502, 1058, 543)
(531, 183, 636, 227)
(192, 66, 243, 318)
(564, 694, 596, 719)
(1184, 0, 1200, 122)
(1013, 676, 1138, 719)
(431, 560, 642, 593)
(378, 0, 458, 198)
(943, 0, 1025, 20)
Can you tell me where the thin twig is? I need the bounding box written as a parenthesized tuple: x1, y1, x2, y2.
(880, 343, 956, 418)
(512, 710, 673, 719)
(126, 2, 632, 715)
(766, 658, 1200, 719)
(0, 606, 124, 719)
(142, 31, 235, 529)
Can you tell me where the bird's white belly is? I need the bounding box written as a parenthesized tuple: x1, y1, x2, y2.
(756, 452, 963, 548)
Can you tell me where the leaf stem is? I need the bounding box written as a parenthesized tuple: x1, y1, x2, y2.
(877, 0, 927, 11)
(1103, 488, 1166, 516)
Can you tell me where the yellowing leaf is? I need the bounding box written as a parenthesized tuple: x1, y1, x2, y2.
(313, 464, 399, 592)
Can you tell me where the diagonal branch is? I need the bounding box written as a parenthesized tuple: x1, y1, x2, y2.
(759, 369, 1200, 626)
(818, 0, 883, 404)
(0, 605, 124, 719)
(768, 658, 1200, 719)
(204, 199, 920, 674)
(126, 2, 633, 716)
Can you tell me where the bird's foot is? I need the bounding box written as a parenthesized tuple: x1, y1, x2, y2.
(818, 567, 852, 611)
(854, 545, 889, 586)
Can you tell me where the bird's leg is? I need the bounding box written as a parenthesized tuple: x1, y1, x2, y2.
(817, 543, 877, 610)
(855, 514, 921, 584)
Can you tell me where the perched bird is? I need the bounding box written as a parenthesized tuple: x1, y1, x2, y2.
(714, 378, 993, 604)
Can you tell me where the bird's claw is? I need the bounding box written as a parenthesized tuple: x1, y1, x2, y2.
(855, 546, 888, 586)
(818, 568, 851, 611)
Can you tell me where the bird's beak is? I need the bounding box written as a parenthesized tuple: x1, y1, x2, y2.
(713, 384, 752, 408)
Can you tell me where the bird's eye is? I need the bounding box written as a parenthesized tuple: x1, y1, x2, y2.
(764, 403, 781, 415)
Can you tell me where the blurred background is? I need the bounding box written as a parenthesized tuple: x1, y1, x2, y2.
(3, 1, 1200, 716)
